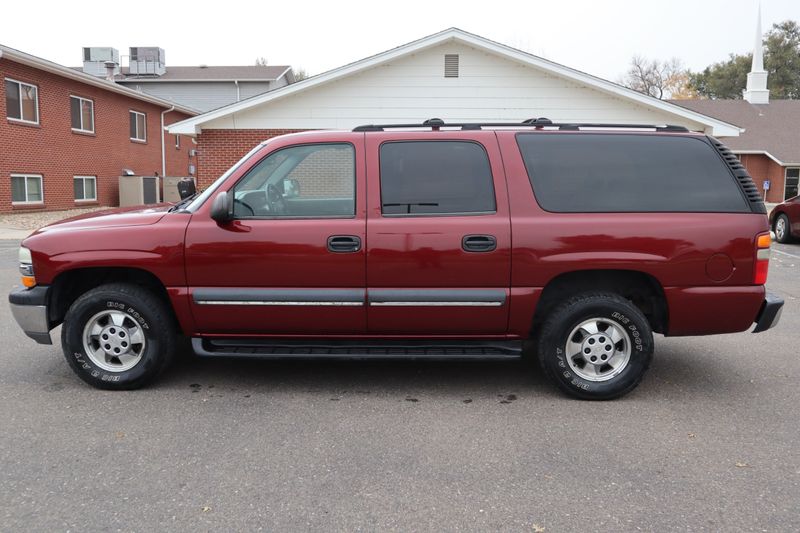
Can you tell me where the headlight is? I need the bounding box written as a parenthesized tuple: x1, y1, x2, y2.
(18, 246, 35, 287)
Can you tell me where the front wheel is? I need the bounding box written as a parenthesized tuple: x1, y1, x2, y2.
(774, 213, 793, 244)
(536, 292, 654, 400)
(61, 283, 176, 390)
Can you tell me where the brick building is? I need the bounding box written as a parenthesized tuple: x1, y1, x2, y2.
(1, 44, 197, 212)
(167, 28, 739, 189)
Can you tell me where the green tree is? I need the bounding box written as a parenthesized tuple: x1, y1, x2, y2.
(764, 20, 800, 98)
(689, 53, 752, 99)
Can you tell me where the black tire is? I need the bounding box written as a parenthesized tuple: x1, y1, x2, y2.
(61, 283, 176, 390)
(536, 292, 654, 400)
(774, 213, 794, 244)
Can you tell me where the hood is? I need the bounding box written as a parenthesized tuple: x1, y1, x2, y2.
(28, 204, 172, 237)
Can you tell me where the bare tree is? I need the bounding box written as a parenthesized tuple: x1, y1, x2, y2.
(292, 67, 309, 82)
(255, 57, 268, 66)
(619, 56, 689, 99)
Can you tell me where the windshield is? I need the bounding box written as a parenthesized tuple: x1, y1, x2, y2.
(184, 143, 265, 212)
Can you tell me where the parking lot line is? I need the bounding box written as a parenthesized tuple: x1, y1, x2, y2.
(773, 248, 800, 260)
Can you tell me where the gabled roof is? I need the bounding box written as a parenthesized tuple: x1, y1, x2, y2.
(167, 27, 741, 136)
(670, 99, 800, 166)
(0, 44, 199, 115)
(118, 65, 293, 82)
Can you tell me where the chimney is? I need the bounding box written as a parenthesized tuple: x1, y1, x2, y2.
(743, 4, 770, 104)
(104, 61, 116, 81)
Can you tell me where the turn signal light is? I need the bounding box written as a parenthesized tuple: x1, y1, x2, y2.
(754, 232, 771, 285)
(21, 275, 36, 288)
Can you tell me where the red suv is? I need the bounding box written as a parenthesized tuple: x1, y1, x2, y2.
(8, 119, 784, 399)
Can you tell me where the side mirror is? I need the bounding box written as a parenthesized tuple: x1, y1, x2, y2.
(281, 178, 300, 199)
(210, 191, 233, 223)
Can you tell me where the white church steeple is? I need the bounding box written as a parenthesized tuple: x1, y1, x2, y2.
(743, 4, 770, 104)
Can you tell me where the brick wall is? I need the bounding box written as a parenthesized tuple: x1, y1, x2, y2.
(738, 153, 787, 203)
(0, 58, 193, 212)
(195, 129, 305, 188)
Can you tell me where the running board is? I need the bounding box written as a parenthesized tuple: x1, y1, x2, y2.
(192, 338, 523, 360)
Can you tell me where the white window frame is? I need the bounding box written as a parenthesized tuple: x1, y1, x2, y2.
(73, 175, 97, 202)
(5, 78, 39, 125)
(129, 110, 147, 142)
(10, 174, 44, 205)
(70, 95, 94, 133)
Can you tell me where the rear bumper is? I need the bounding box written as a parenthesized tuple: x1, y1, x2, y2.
(8, 286, 52, 344)
(752, 292, 784, 333)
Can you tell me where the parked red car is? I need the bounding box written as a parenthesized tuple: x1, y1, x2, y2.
(9, 119, 784, 399)
(770, 194, 800, 243)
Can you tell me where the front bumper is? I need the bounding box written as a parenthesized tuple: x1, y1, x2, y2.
(8, 285, 52, 344)
(752, 292, 784, 333)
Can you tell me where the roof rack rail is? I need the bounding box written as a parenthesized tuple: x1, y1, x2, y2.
(352, 119, 689, 133)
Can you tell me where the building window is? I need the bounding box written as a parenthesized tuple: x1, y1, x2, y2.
(70, 96, 94, 133)
(5, 78, 39, 124)
(10, 174, 43, 204)
(74, 175, 97, 201)
(129, 110, 146, 141)
(175, 134, 180, 149)
(786, 168, 800, 200)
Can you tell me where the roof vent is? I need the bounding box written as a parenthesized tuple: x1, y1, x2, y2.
(444, 54, 459, 78)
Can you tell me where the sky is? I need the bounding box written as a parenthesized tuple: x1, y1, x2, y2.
(2, 0, 799, 82)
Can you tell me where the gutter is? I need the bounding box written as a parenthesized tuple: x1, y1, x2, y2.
(161, 105, 175, 177)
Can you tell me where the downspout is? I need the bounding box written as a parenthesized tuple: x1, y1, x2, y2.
(160, 105, 175, 177)
(235, 80, 240, 101)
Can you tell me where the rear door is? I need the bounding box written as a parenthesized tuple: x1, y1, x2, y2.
(365, 131, 511, 335)
(184, 133, 367, 335)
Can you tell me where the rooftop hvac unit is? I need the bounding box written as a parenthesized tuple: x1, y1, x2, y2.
(119, 176, 161, 206)
(129, 47, 166, 75)
(82, 47, 120, 77)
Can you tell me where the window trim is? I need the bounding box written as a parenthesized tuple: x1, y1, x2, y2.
(785, 167, 800, 200)
(377, 139, 498, 217)
(70, 95, 95, 133)
(129, 110, 147, 142)
(10, 173, 44, 205)
(73, 175, 97, 202)
(5, 77, 39, 125)
(230, 141, 357, 220)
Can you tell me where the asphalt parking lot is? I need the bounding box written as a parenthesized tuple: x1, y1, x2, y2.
(0, 239, 798, 532)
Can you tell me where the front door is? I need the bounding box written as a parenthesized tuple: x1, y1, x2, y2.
(185, 135, 367, 335)
(365, 132, 511, 335)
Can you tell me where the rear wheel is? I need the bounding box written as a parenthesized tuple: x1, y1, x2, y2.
(536, 292, 654, 400)
(61, 283, 176, 390)
(774, 213, 793, 243)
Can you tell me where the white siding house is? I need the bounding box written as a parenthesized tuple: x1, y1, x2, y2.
(169, 28, 740, 136)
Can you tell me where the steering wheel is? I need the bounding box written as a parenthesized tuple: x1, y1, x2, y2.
(233, 198, 255, 217)
(267, 184, 288, 215)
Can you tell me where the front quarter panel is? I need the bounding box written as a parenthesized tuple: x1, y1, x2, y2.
(23, 214, 191, 286)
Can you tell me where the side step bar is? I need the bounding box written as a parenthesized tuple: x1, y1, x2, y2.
(192, 338, 523, 360)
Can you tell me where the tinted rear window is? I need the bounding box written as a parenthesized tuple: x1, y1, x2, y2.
(517, 133, 749, 213)
(379, 141, 496, 215)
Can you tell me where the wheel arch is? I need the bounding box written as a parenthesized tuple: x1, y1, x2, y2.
(532, 269, 668, 335)
(48, 267, 175, 330)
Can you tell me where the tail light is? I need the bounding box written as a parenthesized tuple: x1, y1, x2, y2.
(754, 233, 771, 285)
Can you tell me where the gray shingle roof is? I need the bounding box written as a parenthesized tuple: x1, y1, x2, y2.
(119, 65, 291, 81)
(669, 99, 800, 165)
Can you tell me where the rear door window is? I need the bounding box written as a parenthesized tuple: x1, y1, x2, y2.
(516, 133, 749, 213)
(379, 141, 496, 215)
